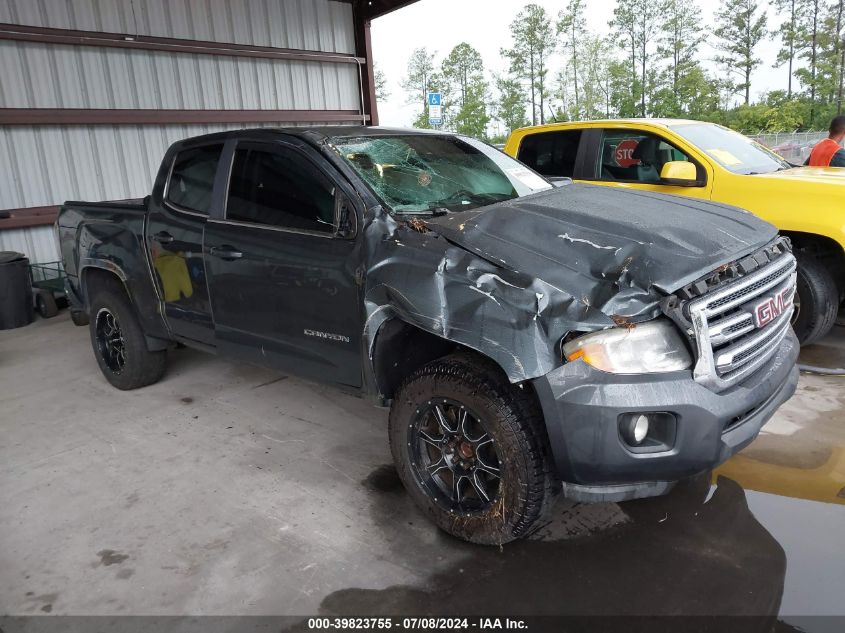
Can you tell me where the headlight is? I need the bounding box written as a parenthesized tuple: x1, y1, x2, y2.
(562, 320, 692, 374)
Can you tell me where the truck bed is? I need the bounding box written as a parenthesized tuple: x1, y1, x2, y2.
(56, 196, 168, 341)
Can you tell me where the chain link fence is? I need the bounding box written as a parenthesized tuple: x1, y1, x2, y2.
(746, 130, 829, 164)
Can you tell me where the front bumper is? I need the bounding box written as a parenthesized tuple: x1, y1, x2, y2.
(531, 330, 799, 503)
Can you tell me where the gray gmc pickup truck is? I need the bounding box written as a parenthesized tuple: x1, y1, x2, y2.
(57, 127, 799, 544)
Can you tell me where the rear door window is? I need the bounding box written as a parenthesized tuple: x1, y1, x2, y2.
(226, 145, 336, 233)
(167, 144, 224, 214)
(516, 130, 583, 178)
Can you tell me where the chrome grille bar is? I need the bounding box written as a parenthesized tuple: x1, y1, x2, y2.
(698, 254, 796, 319)
(688, 249, 797, 392)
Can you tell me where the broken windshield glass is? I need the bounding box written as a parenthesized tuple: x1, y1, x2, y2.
(329, 134, 552, 214)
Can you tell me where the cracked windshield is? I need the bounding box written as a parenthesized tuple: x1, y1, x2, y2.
(330, 134, 552, 215)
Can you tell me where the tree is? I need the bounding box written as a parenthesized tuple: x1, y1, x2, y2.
(441, 43, 490, 137)
(583, 36, 615, 118)
(610, 0, 662, 117)
(773, 0, 801, 98)
(557, 0, 587, 118)
(374, 64, 390, 102)
(794, 0, 823, 126)
(453, 83, 491, 138)
(607, 59, 639, 117)
(441, 43, 484, 109)
(495, 75, 529, 134)
(401, 47, 436, 106)
(658, 0, 705, 108)
(714, 0, 768, 106)
(402, 48, 440, 129)
(501, 4, 556, 126)
(823, 0, 845, 115)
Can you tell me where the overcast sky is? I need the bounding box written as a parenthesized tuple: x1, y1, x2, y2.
(370, 0, 787, 129)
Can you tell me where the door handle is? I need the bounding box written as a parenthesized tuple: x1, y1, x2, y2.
(153, 231, 174, 244)
(209, 245, 244, 260)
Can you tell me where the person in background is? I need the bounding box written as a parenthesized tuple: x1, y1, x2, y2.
(806, 116, 845, 167)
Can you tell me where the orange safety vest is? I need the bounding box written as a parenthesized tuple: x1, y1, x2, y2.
(808, 138, 843, 167)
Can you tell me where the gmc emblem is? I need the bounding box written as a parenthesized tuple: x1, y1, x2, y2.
(754, 287, 791, 328)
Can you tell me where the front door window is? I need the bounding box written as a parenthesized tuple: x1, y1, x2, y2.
(594, 131, 694, 184)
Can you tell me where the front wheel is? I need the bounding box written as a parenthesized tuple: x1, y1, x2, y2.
(389, 353, 558, 545)
(88, 286, 167, 390)
(792, 254, 838, 345)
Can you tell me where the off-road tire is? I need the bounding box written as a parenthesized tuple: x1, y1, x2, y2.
(793, 253, 838, 345)
(35, 289, 58, 318)
(88, 286, 167, 390)
(389, 352, 559, 545)
(70, 310, 89, 326)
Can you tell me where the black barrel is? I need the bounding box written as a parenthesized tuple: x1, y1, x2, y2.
(0, 251, 34, 330)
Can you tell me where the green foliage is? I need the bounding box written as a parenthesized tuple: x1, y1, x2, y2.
(398, 0, 841, 137)
(441, 43, 489, 136)
(501, 4, 556, 125)
(557, 0, 587, 118)
(658, 0, 705, 104)
(402, 48, 437, 128)
(374, 65, 390, 103)
(495, 75, 529, 134)
(773, 0, 801, 98)
(610, 0, 662, 116)
(714, 0, 768, 105)
(793, 0, 825, 125)
(453, 83, 491, 138)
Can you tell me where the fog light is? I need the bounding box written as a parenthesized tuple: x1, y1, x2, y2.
(623, 414, 650, 445)
(618, 412, 677, 453)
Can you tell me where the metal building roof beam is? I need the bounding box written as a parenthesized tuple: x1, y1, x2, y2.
(0, 23, 366, 65)
(0, 109, 369, 126)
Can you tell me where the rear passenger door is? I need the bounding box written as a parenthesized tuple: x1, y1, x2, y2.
(204, 139, 363, 387)
(147, 142, 225, 345)
(515, 129, 587, 180)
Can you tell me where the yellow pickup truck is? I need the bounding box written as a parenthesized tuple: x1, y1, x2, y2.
(504, 119, 844, 344)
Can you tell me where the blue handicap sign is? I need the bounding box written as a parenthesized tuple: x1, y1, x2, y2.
(427, 92, 441, 106)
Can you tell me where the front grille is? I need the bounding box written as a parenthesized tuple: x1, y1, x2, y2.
(686, 241, 796, 392)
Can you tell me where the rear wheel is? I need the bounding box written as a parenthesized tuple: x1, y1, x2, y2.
(389, 353, 558, 545)
(792, 254, 838, 345)
(88, 286, 166, 390)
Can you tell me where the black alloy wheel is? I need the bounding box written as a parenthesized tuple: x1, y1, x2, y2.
(409, 398, 502, 514)
(95, 307, 127, 374)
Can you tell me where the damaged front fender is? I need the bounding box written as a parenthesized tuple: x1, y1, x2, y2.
(362, 185, 778, 385)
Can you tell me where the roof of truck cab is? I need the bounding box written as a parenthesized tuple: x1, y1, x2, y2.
(513, 118, 710, 135)
(177, 126, 448, 146)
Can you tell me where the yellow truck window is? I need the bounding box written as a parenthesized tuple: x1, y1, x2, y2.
(593, 130, 693, 184)
(516, 130, 583, 178)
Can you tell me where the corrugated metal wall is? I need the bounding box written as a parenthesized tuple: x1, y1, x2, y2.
(0, 0, 361, 262)
(0, 121, 313, 211)
(0, 41, 360, 112)
(0, 225, 58, 263)
(0, 0, 356, 52)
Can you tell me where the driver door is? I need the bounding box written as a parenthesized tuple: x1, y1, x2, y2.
(203, 139, 363, 387)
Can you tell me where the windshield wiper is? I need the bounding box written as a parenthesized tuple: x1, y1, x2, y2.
(430, 191, 512, 210)
(393, 207, 448, 217)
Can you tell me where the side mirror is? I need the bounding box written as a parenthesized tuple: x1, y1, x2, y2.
(659, 161, 700, 187)
(336, 196, 357, 239)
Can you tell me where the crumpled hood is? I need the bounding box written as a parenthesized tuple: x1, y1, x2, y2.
(426, 184, 777, 317)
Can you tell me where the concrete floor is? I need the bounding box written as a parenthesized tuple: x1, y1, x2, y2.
(1, 313, 844, 627)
